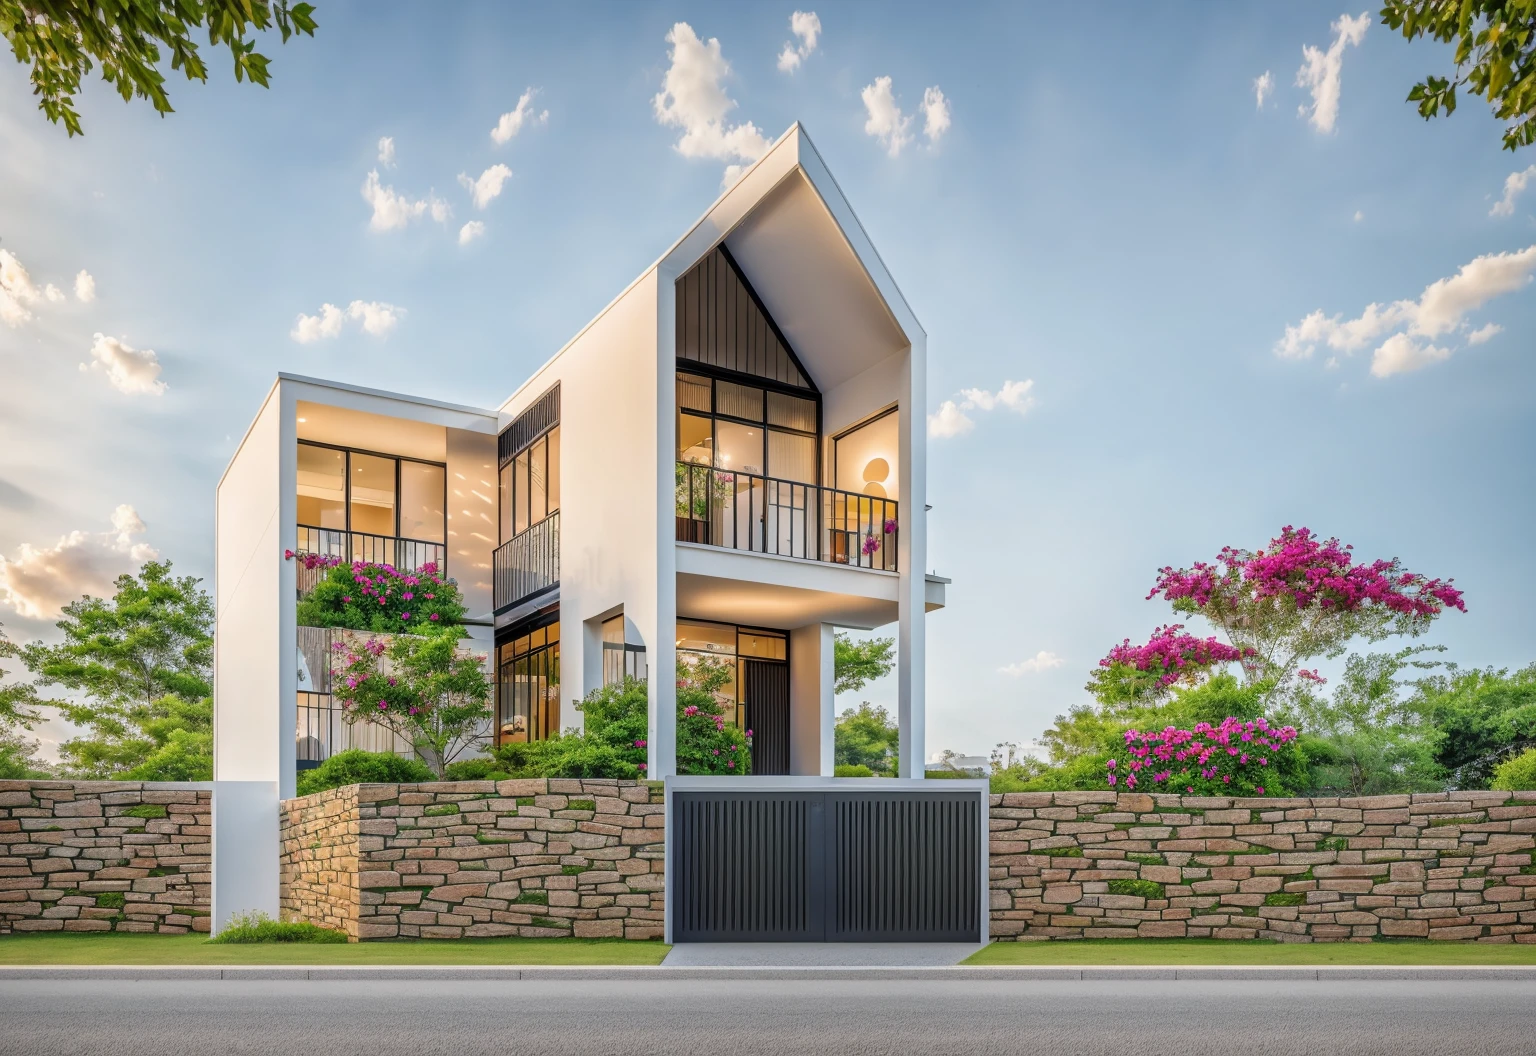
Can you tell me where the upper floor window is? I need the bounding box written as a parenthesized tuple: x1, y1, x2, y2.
(676, 371, 819, 485)
(296, 441, 446, 543)
(499, 425, 560, 545)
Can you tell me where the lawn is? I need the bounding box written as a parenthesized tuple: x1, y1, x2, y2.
(0, 933, 671, 966)
(964, 939, 1536, 966)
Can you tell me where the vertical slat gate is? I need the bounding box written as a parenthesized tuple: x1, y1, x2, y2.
(672, 789, 980, 942)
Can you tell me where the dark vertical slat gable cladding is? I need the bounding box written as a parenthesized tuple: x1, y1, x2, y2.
(674, 246, 813, 391)
(499, 384, 560, 467)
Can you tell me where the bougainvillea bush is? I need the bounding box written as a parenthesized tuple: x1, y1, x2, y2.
(675, 655, 752, 775)
(289, 553, 467, 634)
(1108, 716, 1304, 796)
(1089, 624, 1254, 704)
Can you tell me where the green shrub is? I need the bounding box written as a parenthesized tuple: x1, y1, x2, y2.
(293, 559, 467, 634)
(1490, 748, 1536, 792)
(925, 768, 979, 780)
(1106, 878, 1164, 899)
(295, 750, 435, 796)
(208, 910, 348, 944)
(1264, 892, 1306, 906)
(834, 764, 876, 778)
(119, 804, 167, 819)
(95, 892, 126, 909)
(442, 758, 511, 782)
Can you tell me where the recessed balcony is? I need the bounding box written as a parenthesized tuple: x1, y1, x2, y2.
(294, 525, 447, 596)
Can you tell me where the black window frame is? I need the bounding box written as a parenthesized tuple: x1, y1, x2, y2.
(675, 366, 822, 486)
(495, 611, 561, 744)
(295, 439, 448, 544)
(675, 617, 789, 729)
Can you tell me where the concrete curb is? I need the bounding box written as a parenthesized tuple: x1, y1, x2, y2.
(2, 965, 1536, 982)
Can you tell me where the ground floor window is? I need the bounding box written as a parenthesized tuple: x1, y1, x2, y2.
(675, 619, 787, 730)
(497, 619, 560, 744)
(601, 614, 648, 686)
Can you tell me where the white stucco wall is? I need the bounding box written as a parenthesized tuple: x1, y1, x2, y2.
(789, 622, 834, 775)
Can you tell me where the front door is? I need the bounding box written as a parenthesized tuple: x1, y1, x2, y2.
(742, 659, 790, 775)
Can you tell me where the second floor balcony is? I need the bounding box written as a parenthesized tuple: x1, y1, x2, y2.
(674, 462, 898, 572)
(493, 511, 559, 614)
(295, 525, 447, 596)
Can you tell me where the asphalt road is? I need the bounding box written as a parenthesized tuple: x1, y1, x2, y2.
(2, 978, 1534, 1056)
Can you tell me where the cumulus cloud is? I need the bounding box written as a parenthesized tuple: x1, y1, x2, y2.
(654, 23, 771, 185)
(1467, 321, 1502, 345)
(290, 301, 403, 343)
(861, 76, 912, 157)
(999, 651, 1064, 676)
(921, 86, 951, 144)
(928, 379, 1036, 437)
(0, 506, 158, 619)
(377, 136, 396, 167)
(458, 164, 513, 209)
(458, 221, 485, 246)
(1491, 164, 1536, 218)
(43, 284, 64, 303)
(83, 333, 166, 395)
(1275, 244, 1536, 377)
(74, 270, 94, 302)
(1296, 12, 1369, 134)
(777, 10, 821, 73)
(491, 88, 548, 144)
(0, 249, 40, 327)
(1254, 70, 1274, 108)
(361, 170, 450, 231)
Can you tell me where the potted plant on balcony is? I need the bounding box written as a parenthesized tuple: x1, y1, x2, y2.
(674, 459, 734, 545)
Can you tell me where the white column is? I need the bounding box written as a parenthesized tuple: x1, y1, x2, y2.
(896, 340, 927, 777)
(649, 266, 679, 778)
(789, 622, 835, 775)
(211, 780, 279, 932)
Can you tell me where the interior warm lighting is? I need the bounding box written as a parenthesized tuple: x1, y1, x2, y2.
(297, 417, 307, 423)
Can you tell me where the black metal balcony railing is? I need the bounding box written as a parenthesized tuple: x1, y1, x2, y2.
(674, 462, 898, 572)
(295, 526, 447, 596)
(493, 511, 559, 613)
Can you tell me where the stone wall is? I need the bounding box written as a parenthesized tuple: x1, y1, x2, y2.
(0, 781, 211, 934)
(989, 790, 1536, 942)
(280, 778, 664, 941)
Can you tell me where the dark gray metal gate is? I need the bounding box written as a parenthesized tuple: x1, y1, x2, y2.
(669, 785, 984, 942)
(742, 660, 790, 776)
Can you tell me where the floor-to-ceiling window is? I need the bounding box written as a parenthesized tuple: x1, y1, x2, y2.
(602, 614, 647, 686)
(675, 619, 788, 728)
(499, 425, 559, 545)
(497, 619, 560, 744)
(296, 441, 447, 547)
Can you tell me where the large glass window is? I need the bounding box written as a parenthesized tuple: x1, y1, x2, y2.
(674, 371, 819, 484)
(399, 462, 446, 543)
(499, 425, 560, 545)
(497, 621, 560, 743)
(348, 453, 397, 537)
(296, 445, 346, 529)
(602, 615, 647, 686)
(296, 442, 446, 543)
(675, 619, 786, 729)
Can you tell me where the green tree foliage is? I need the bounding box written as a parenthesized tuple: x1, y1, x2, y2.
(1, 0, 317, 137)
(0, 726, 50, 779)
(0, 625, 44, 729)
(833, 702, 899, 776)
(294, 749, 435, 797)
(1416, 663, 1536, 788)
(1301, 728, 1445, 796)
(1383, 0, 1536, 150)
(22, 561, 213, 779)
(1490, 747, 1536, 791)
(833, 633, 895, 695)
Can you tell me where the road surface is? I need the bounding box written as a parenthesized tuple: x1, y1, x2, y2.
(2, 977, 1533, 1055)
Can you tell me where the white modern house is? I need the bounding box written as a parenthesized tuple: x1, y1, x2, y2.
(213, 124, 947, 804)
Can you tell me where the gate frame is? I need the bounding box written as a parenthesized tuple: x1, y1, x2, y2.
(663, 775, 990, 944)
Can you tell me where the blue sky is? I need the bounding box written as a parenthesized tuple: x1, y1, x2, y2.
(0, 2, 1532, 761)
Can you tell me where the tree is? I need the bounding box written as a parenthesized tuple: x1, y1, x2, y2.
(2, 0, 317, 137)
(0, 726, 50, 779)
(0, 624, 44, 729)
(1414, 663, 1536, 788)
(22, 561, 214, 779)
(833, 633, 894, 695)
(1383, 0, 1536, 151)
(833, 701, 899, 775)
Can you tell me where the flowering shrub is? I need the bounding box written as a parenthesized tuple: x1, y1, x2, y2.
(676, 655, 752, 775)
(1095, 624, 1253, 692)
(1109, 716, 1301, 796)
(329, 631, 491, 776)
(289, 553, 467, 634)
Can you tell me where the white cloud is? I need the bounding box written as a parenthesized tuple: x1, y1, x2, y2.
(377, 136, 396, 167)
(1490, 164, 1536, 218)
(926, 400, 973, 438)
(1276, 244, 1536, 376)
(777, 11, 821, 73)
(928, 379, 1037, 438)
(43, 283, 64, 302)
(458, 164, 513, 209)
(654, 22, 771, 184)
(74, 269, 95, 302)
(290, 301, 402, 342)
(1000, 651, 1064, 676)
(1370, 333, 1451, 378)
(0, 249, 40, 327)
(921, 86, 951, 144)
(361, 170, 450, 231)
(862, 76, 912, 157)
(1354, 210, 1365, 222)
(491, 89, 549, 145)
(1295, 12, 1369, 134)
(83, 333, 166, 395)
(1467, 321, 1502, 345)
(1254, 70, 1274, 108)
(458, 221, 485, 246)
(0, 506, 158, 619)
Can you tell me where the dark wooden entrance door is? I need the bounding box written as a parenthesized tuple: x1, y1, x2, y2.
(742, 659, 790, 775)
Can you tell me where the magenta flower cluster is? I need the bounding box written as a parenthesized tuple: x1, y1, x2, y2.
(291, 550, 461, 633)
(1149, 525, 1465, 619)
(1099, 624, 1253, 688)
(1108, 716, 1298, 796)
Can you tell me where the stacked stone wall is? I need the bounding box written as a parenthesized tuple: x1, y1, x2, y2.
(990, 790, 1536, 942)
(279, 778, 664, 941)
(0, 781, 211, 934)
